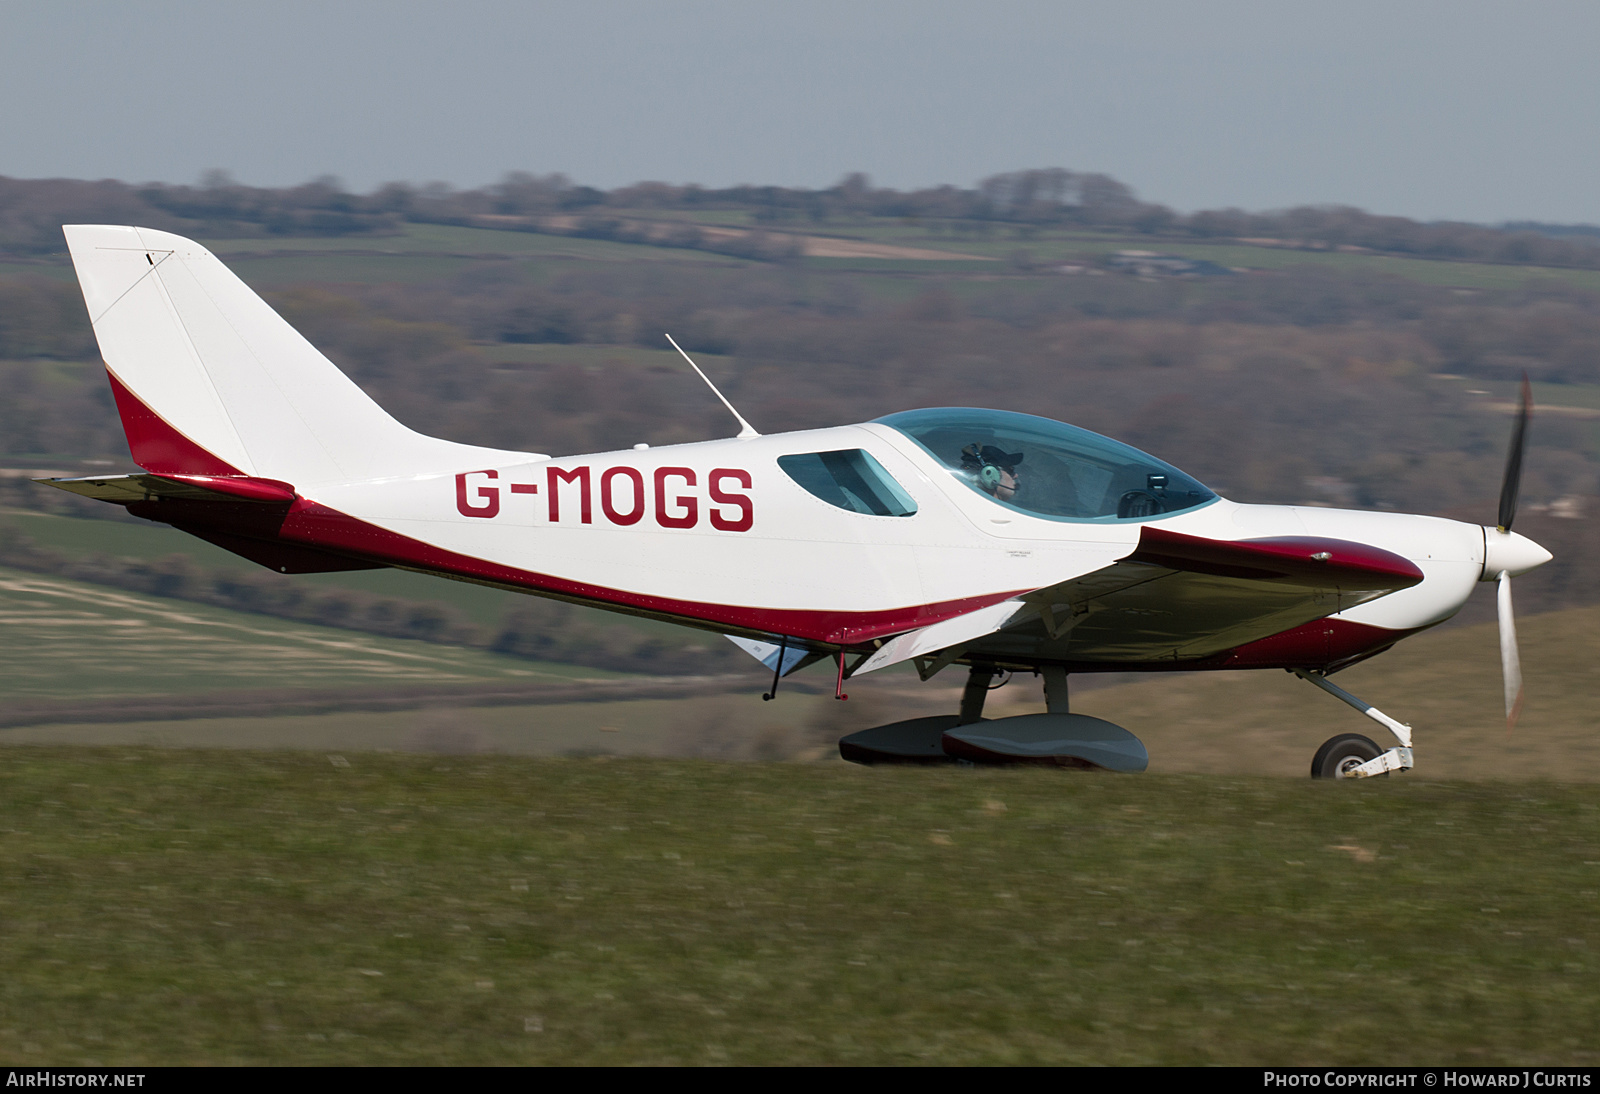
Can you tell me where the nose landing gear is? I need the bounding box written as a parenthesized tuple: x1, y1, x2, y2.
(1293, 669, 1414, 779)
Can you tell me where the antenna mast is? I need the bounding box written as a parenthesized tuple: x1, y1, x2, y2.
(665, 333, 760, 439)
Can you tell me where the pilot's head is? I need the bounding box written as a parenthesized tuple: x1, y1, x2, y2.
(961, 443, 1024, 501)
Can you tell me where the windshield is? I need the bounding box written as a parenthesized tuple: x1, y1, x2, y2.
(875, 407, 1216, 522)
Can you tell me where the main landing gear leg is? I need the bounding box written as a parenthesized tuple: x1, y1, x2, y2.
(1292, 668, 1414, 779)
(1041, 665, 1069, 715)
(958, 665, 996, 725)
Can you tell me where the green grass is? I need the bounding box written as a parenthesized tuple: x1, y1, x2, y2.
(0, 691, 822, 757)
(0, 750, 1596, 1065)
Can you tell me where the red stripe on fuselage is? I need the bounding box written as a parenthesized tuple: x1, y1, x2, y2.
(274, 497, 1025, 648)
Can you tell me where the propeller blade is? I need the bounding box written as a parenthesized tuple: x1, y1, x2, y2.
(1497, 570, 1524, 732)
(1497, 374, 1532, 532)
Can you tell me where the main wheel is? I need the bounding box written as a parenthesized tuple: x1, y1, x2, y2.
(1311, 733, 1383, 779)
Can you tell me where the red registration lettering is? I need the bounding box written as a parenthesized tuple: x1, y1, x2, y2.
(455, 470, 500, 518)
(654, 467, 697, 528)
(708, 468, 753, 532)
(547, 465, 592, 524)
(601, 466, 646, 526)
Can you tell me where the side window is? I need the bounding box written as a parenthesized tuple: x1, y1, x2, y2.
(777, 449, 918, 517)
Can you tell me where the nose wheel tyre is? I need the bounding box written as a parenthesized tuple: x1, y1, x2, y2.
(1311, 733, 1385, 779)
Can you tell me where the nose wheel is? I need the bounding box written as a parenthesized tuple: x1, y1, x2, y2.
(1311, 733, 1386, 779)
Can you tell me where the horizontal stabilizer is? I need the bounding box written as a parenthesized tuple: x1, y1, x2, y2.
(38, 472, 297, 505)
(37, 472, 382, 573)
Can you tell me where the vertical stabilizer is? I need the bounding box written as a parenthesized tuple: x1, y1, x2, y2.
(63, 225, 534, 488)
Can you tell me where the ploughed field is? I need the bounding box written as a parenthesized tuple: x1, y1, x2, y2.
(0, 750, 1595, 1065)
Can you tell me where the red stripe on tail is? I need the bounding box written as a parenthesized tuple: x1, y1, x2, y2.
(106, 369, 242, 476)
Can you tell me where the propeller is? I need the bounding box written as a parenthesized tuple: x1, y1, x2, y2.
(1498, 569, 1523, 730)
(1492, 375, 1532, 731)
(1498, 375, 1530, 535)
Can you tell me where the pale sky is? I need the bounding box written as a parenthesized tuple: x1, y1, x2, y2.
(3, 0, 1598, 223)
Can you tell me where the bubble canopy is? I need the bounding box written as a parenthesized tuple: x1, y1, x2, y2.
(875, 407, 1217, 523)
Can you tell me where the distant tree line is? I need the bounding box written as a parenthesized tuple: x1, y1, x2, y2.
(6, 167, 1600, 271)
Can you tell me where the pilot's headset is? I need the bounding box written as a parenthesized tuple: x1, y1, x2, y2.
(960, 443, 1024, 495)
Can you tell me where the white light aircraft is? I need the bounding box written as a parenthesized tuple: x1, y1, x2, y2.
(42, 226, 1552, 777)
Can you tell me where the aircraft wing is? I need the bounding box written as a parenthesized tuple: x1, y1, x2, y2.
(854, 527, 1424, 675)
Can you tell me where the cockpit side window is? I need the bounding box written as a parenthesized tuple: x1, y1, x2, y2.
(875, 408, 1215, 523)
(777, 449, 918, 516)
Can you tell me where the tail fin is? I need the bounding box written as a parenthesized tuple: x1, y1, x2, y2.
(64, 225, 535, 489)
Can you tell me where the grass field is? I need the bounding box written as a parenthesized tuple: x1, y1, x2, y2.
(0, 691, 832, 758)
(0, 750, 1596, 1065)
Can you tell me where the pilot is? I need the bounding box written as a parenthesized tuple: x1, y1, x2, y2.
(961, 443, 1024, 502)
